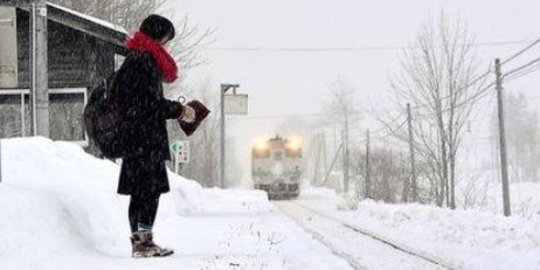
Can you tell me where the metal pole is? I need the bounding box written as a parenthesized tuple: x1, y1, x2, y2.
(20, 93, 25, 136)
(333, 122, 337, 152)
(32, 0, 49, 137)
(341, 130, 345, 192)
(322, 131, 328, 175)
(313, 134, 321, 185)
(220, 84, 226, 188)
(365, 129, 370, 199)
(30, 2, 37, 135)
(343, 115, 350, 193)
(323, 143, 342, 185)
(174, 150, 179, 174)
(407, 103, 417, 202)
(219, 83, 239, 188)
(0, 139, 2, 183)
(495, 58, 511, 216)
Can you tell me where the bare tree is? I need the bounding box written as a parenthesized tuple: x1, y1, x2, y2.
(350, 147, 408, 203)
(167, 78, 220, 187)
(324, 78, 361, 193)
(490, 90, 540, 182)
(387, 13, 487, 208)
(51, 0, 166, 33)
(164, 77, 244, 187)
(50, 0, 213, 80)
(46, 0, 213, 160)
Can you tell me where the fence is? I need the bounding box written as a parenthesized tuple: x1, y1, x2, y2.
(0, 88, 88, 146)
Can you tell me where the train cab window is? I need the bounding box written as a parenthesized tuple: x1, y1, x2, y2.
(274, 151, 283, 161)
(285, 148, 302, 158)
(252, 149, 270, 159)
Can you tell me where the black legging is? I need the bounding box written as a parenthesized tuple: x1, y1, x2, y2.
(128, 195, 160, 233)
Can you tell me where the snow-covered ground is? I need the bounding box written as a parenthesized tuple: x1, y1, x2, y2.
(274, 201, 446, 270)
(0, 137, 352, 270)
(456, 176, 540, 218)
(3, 137, 538, 270)
(297, 187, 540, 270)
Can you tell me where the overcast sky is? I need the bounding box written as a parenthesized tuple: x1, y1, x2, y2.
(161, 0, 539, 185)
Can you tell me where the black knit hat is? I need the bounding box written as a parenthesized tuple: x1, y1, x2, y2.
(139, 15, 175, 42)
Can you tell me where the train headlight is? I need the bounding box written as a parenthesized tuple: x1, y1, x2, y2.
(285, 137, 302, 157)
(254, 141, 269, 152)
(286, 137, 302, 151)
(253, 137, 271, 158)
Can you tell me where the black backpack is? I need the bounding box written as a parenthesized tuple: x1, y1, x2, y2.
(83, 73, 124, 158)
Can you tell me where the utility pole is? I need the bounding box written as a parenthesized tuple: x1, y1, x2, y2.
(407, 103, 417, 202)
(495, 58, 511, 216)
(323, 143, 342, 186)
(313, 134, 321, 185)
(30, 0, 49, 136)
(341, 130, 346, 192)
(0, 139, 2, 183)
(343, 115, 350, 193)
(333, 122, 337, 153)
(322, 131, 328, 176)
(365, 129, 371, 199)
(220, 83, 239, 189)
(220, 84, 226, 189)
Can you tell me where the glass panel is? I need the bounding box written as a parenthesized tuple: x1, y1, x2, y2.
(49, 92, 85, 141)
(0, 7, 18, 88)
(0, 94, 22, 137)
(274, 151, 283, 161)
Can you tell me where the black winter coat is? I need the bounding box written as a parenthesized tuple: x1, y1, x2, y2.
(116, 51, 183, 198)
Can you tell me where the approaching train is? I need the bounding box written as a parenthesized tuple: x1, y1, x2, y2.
(251, 135, 304, 200)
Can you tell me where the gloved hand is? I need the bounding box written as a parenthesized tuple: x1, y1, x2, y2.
(180, 106, 196, 123)
(177, 100, 210, 137)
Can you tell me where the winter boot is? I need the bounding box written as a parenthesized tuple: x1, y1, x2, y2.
(130, 232, 148, 258)
(130, 230, 174, 258)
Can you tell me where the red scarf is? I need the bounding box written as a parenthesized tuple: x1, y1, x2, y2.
(125, 31, 179, 83)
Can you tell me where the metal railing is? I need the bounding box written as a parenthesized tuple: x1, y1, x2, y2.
(0, 88, 88, 146)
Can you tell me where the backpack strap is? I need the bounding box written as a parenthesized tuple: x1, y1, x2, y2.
(103, 72, 118, 100)
(103, 78, 108, 99)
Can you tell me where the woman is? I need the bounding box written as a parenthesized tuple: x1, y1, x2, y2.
(115, 14, 195, 258)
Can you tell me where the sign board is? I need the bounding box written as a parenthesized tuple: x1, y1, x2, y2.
(0, 0, 33, 6)
(171, 140, 190, 164)
(0, 7, 18, 88)
(224, 94, 248, 115)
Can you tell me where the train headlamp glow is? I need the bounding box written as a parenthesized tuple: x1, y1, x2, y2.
(254, 138, 269, 152)
(286, 138, 301, 151)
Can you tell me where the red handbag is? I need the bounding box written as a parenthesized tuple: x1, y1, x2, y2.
(178, 100, 211, 136)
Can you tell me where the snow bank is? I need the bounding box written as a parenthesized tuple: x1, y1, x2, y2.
(0, 138, 359, 270)
(352, 200, 540, 269)
(455, 173, 540, 218)
(0, 137, 204, 268)
(299, 187, 540, 270)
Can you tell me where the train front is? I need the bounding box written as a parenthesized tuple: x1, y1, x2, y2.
(251, 135, 304, 200)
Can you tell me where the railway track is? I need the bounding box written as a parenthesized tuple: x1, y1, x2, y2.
(274, 200, 460, 270)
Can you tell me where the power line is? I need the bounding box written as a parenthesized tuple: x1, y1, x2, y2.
(376, 120, 408, 140)
(229, 40, 540, 128)
(369, 114, 405, 136)
(503, 56, 540, 81)
(505, 62, 540, 82)
(406, 37, 540, 112)
(351, 119, 408, 142)
(203, 40, 534, 53)
(409, 66, 494, 113)
(227, 106, 407, 121)
(501, 37, 540, 65)
(451, 81, 497, 110)
(229, 113, 323, 120)
(444, 54, 540, 111)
